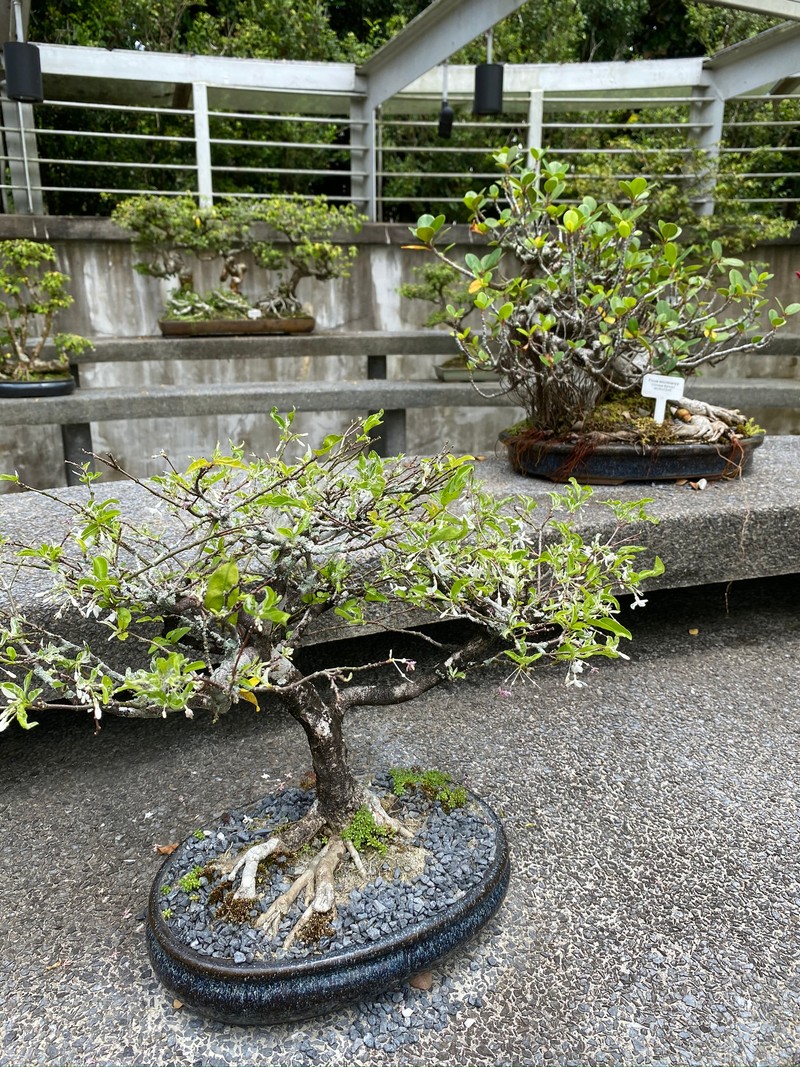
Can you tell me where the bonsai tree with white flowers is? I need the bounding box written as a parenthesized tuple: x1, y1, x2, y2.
(0, 412, 661, 946)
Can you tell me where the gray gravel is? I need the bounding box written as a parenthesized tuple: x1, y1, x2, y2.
(161, 779, 498, 965)
(1, 573, 800, 1065)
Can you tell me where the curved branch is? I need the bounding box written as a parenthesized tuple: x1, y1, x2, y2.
(339, 633, 497, 711)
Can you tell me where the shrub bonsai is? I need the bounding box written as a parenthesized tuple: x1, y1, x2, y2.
(0, 413, 662, 952)
(0, 239, 92, 384)
(111, 194, 364, 324)
(408, 145, 800, 447)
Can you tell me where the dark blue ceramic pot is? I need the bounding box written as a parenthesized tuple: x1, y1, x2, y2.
(146, 792, 510, 1025)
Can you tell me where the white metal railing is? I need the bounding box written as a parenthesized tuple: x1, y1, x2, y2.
(1, 61, 800, 221)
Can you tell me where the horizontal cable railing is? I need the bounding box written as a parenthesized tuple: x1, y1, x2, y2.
(1, 79, 799, 221)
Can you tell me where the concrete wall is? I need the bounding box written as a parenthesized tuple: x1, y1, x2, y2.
(0, 218, 797, 491)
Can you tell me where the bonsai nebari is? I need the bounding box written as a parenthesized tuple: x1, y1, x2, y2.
(111, 194, 364, 323)
(0, 413, 662, 946)
(408, 145, 800, 444)
(0, 240, 93, 383)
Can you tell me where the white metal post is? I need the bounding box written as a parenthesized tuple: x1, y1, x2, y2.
(192, 81, 213, 206)
(688, 85, 725, 217)
(526, 89, 544, 156)
(349, 96, 376, 220)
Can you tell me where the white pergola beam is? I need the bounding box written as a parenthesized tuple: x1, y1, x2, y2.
(704, 20, 800, 96)
(396, 57, 707, 98)
(699, 0, 800, 18)
(32, 44, 361, 95)
(357, 0, 528, 106)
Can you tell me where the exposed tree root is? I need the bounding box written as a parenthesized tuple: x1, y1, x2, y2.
(256, 837, 348, 949)
(226, 806, 325, 900)
(364, 790, 414, 840)
(669, 397, 747, 443)
(219, 788, 416, 951)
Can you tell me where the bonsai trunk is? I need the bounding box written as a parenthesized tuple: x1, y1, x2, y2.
(280, 677, 364, 831)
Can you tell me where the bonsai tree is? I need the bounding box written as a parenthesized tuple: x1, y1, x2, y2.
(399, 262, 470, 329)
(0, 240, 93, 383)
(407, 145, 800, 445)
(249, 195, 364, 318)
(111, 194, 364, 323)
(0, 412, 662, 946)
(110, 195, 255, 319)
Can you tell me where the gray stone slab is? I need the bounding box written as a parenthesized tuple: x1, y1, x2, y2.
(62, 329, 459, 364)
(5, 377, 797, 429)
(1, 438, 798, 659)
(0, 378, 513, 426)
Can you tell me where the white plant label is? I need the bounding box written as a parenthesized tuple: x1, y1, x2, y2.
(641, 373, 685, 424)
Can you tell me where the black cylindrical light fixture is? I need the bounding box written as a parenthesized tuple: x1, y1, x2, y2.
(3, 41, 43, 103)
(438, 102, 454, 138)
(473, 62, 503, 116)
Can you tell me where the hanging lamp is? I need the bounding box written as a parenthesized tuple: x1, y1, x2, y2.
(438, 60, 454, 138)
(473, 29, 503, 116)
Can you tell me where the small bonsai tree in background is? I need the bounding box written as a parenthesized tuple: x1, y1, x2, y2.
(249, 196, 364, 318)
(408, 145, 800, 444)
(110, 195, 254, 318)
(0, 240, 93, 383)
(0, 413, 662, 945)
(399, 262, 473, 329)
(111, 194, 364, 323)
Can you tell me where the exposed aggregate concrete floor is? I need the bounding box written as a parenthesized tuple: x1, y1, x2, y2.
(1, 573, 799, 1066)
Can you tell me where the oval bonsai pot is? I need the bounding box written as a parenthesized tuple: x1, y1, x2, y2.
(158, 316, 315, 337)
(0, 375, 76, 398)
(499, 428, 764, 484)
(146, 791, 510, 1025)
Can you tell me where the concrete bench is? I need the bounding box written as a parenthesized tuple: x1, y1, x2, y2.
(3, 330, 799, 486)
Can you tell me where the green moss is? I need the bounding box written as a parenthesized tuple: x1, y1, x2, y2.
(342, 806, 392, 855)
(437, 785, 469, 813)
(737, 417, 765, 437)
(499, 417, 534, 438)
(582, 395, 679, 444)
(178, 865, 204, 893)
(389, 767, 469, 813)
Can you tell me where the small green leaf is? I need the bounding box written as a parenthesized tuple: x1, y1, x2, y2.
(204, 561, 239, 613)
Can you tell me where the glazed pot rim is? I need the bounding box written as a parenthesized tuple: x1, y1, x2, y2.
(499, 428, 765, 455)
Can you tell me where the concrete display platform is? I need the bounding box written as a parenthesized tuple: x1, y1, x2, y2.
(1, 436, 798, 605)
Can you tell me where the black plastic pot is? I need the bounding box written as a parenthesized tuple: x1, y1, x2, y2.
(499, 429, 765, 484)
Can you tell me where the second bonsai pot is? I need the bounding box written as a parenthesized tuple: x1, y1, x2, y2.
(499, 429, 764, 484)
